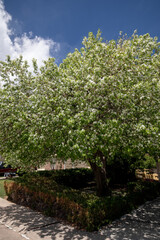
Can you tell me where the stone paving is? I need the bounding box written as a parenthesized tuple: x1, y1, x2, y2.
(0, 197, 160, 239)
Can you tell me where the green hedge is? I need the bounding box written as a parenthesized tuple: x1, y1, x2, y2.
(33, 168, 94, 189)
(4, 170, 160, 231)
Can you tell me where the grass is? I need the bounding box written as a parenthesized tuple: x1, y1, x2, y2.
(0, 179, 6, 198)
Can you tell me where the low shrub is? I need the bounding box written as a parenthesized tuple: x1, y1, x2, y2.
(127, 180, 160, 206)
(34, 168, 94, 189)
(4, 170, 160, 231)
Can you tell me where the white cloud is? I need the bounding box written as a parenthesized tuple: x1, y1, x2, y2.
(0, 0, 60, 66)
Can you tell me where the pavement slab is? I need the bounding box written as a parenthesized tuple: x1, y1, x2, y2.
(0, 224, 23, 240)
(0, 197, 160, 239)
(0, 198, 99, 240)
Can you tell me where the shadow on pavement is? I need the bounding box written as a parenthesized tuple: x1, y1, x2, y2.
(0, 197, 160, 239)
(0, 199, 105, 240)
(100, 197, 160, 240)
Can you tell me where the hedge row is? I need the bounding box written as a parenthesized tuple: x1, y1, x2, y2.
(33, 168, 94, 189)
(4, 170, 160, 231)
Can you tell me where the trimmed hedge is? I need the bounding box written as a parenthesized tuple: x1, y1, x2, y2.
(33, 168, 94, 189)
(4, 169, 160, 231)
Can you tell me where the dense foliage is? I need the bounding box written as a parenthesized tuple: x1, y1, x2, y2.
(33, 168, 94, 189)
(0, 30, 160, 195)
(4, 170, 160, 231)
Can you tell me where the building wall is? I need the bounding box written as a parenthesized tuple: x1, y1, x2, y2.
(39, 159, 89, 171)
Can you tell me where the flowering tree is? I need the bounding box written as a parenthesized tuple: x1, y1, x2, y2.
(0, 56, 66, 169)
(0, 31, 160, 196)
(59, 31, 160, 195)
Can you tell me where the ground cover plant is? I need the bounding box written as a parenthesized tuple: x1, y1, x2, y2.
(4, 169, 160, 231)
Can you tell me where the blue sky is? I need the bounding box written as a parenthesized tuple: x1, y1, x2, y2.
(1, 0, 160, 65)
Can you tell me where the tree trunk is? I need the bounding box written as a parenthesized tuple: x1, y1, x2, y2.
(89, 158, 110, 196)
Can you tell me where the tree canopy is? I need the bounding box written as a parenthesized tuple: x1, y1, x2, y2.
(0, 57, 63, 169)
(0, 31, 160, 195)
(59, 31, 160, 163)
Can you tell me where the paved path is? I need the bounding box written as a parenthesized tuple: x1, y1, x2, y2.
(100, 197, 160, 239)
(0, 197, 160, 239)
(0, 224, 23, 240)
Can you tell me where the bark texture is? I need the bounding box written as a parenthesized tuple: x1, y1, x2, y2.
(89, 154, 110, 196)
